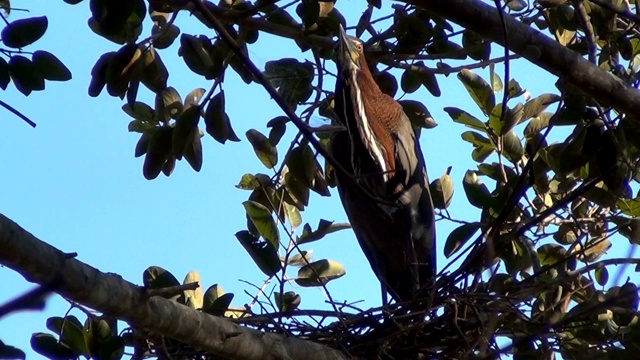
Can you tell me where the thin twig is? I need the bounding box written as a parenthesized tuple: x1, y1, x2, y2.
(574, 0, 597, 64)
(0, 99, 37, 127)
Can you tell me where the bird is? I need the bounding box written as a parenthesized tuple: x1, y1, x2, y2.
(330, 25, 437, 304)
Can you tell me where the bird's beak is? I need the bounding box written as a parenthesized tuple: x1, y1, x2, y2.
(338, 25, 359, 70)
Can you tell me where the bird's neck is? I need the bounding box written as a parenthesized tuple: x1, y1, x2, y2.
(356, 64, 384, 100)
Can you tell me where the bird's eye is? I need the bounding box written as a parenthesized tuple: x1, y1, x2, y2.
(355, 43, 363, 52)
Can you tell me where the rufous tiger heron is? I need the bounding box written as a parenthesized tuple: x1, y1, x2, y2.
(331, 25, 436, 303)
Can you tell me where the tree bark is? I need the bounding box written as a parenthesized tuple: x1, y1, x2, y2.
(0, 213, 350, 360)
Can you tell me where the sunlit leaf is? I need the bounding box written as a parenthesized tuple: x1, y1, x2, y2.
(444, 107, 486, 131)
(246, 129, 278, 168)
(297, 219, 351, 244)
(430, 168, 454, 209)
(295, 259, 346, 287)
(458, 68, 495, 115)
(243, 200, 280, 248)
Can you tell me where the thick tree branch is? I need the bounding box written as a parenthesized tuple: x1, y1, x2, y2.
(406, 0, 640, 117)
(0, 213, 349, 360)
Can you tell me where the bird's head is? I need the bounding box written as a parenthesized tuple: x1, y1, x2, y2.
(337, 25, 365, 72)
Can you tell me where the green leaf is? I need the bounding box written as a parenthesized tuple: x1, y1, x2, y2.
(444, 222, 480, 257)
(462, 170, 490, 208)
(143, 126, 173, 180)
(243, 200, 280, 248)
(88, 52, 114, 97)
(184, 90, 205, 111)
(462, 30, 490, 61)
(284, 202, 302, 229)
(295, 259, 346, 287)
(581, 237, 611, 263)
(0, 340, 25, 360)
(296, 0, 320, 28)
(444, 107, 486, 131)
(400, 68, 421, 93)
(123, 101, 154, 122)
(538, 243, 566, 266)
(246, 129, 278, 168)
(0, 57, 9, 90)
(203, 292, 234, 316)
(286, 145, 316, 187)
(158, 86, 183, 120)
(236, 173, 272, 190)
(171, 106, 200, 159)
(282, 250, 313, 267)
(184, 131, 203, 172)
(400, 100, 437, 129)
(595, 265, 609, 286)
(0, 1, 10, 15)
(89, 0, 144, 44)
(457, 68, 495, 115)
(152, 23, 180, 49)
(413, 61, 441, 96)
(284, 171, 310, 209)
(203, 284, 225, 311)
(430, 168, 454, 209)
(554, 223, 578, 245)
(461, 131, 493, 147)
(618, 198, 640, 217)
(140, 47, 168, 93)
(521, 93, 561, 121)
(489, 63, 503, 93)
(1, 16, 48, 48)
(84, 318, 123, 360)
(374, 71, 398, 97)
(46, 316, 88, 357)
(235, 230, 282, 277)
(508, 78, 524, 98)
(297, 219, 351, 244)
(31, 51, 71, 81)
(462, 131, 495, 162)
(179, 34, 215, 77)
(264, 58, 314, 110)
(30, 333, 75, 360)
(274, 291, 301, 311)
(487, 103, 504, 135)
(356, 6, 372, 38)
(267, 116, 288, 146)
(8, 55, 44, 96)
(142, 266, 180, 290)
(105, 44, 138, 98)
(204, 90, 240, 144)
(524, 112, 552, 137)
(503, 130, 524, 163)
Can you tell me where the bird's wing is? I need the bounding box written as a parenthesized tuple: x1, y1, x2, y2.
(392, 112, 437, 293)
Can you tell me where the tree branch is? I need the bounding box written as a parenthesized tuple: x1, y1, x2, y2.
(0, 213, 350, 360)
(405, 0, 640, 118)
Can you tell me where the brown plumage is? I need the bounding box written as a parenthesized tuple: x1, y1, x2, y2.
(331, 26, 436, 303)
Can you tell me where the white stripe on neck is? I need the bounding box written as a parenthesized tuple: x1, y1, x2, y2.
(348, 67, 389, 182)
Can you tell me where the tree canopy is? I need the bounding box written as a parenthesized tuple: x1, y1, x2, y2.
(2, 0, 640, 359)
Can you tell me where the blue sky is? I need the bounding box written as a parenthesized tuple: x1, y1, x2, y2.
(1, 1, 637, 358)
